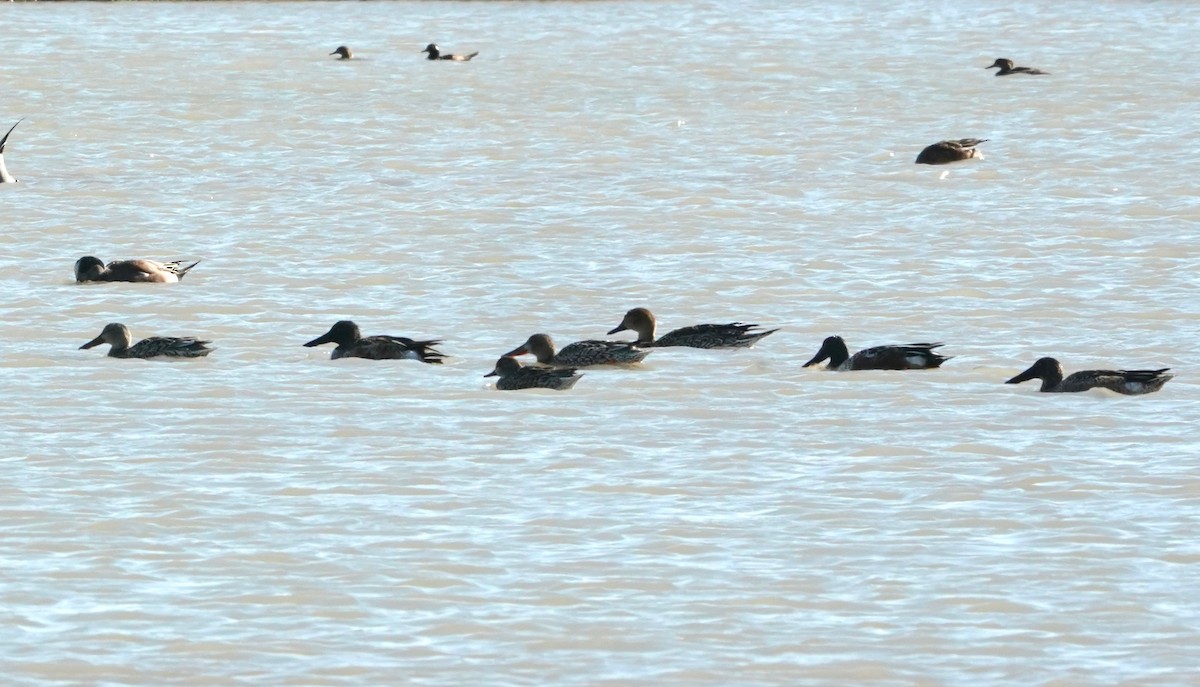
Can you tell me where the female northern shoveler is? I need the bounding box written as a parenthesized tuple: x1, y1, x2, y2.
(485, 356, 581, 391)
(985, 58, 1048, 76)
(80, 323, 214, 359)
(803, 336, 951, 371)
(915, 138, 987, 165)
(1006, 357, 1172, 394)
(421, 43, 478, 61)
(74, 256, 200, 283)
(1, 118, 24, 183)
(330, 46, 354, 60)
(606, 307, 777, 349)
(502, 333, 649, 368)
(303, 320, 445, 363)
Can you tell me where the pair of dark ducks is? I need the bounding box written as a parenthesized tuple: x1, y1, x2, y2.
(329, 44, 478, 61)
(916, 58, 1047, 165)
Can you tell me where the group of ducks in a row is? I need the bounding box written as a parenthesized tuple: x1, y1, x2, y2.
(68, 255, 1173, 396)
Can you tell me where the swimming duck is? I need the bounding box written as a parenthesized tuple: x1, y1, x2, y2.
(74, 256, 200, 283)
(985, 58, 1048, 76)
(1005, 357, 1172, 394)
(330, 46, 354, 60)
(803, 336, 951, 371)
(303, 320, 445, 363)
(606, 307, 777, 349)
(485, 356, 581, 391)
(421, 43, 478, 61)
(502, 333, 650, 368)
(915, 138, 987, 165)
(0, 118, 23, 183)
(80, 323, 214, 359)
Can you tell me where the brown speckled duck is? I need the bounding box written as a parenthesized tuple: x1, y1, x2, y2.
(503, 333, 649, 368)
(303, 320, 445, 363)
(607, 307, 777, 349)
(330, 46, 354, 60)
(74, 256, 200, 283)
(485, 356, 581, 391)
(80, 323, 214, 359)
(915, 138, 987, 165)
(1006, 357, 1172, 394)
(803, 336, 951, 371)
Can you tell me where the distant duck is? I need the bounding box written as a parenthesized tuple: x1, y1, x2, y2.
(303, 320, 446, 363)
(1006, 357, 1172, 394)
(803, 336, 951, 371)
(421, 43, 478, 61)
(915, 138, 987, 165)
(485, 356, 582, 391)
(985, 58, 1048, 76)
(503, 333, 650, 368)
(74, 256, 200, 283)
(80, 323, 214, 359)
(330, 46, 354, 60)
(0, 118, 24, 183)
(606, 307, 777, 349)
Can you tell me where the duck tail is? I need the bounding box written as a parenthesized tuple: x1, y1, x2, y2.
(177, 260, 201, 280)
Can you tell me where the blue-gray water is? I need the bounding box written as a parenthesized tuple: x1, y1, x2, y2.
(1, 1, 1198, 685)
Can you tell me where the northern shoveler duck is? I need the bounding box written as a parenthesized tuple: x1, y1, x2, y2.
(80, 322, 214, 359)
(985, 58, 1048, 76)
(803, 336, 951, 371)
(330, 46, 354, 60)
(502, 333, 649, 368)
(303, 320, 445, 363)
(421, 43, 478, 61)
(915, 138, 987, 165)
(485, 356, 581, 391)
(1006, 357, 1172, 394)
(74, 256, 200, 283)
(606, 307, 778, 349)
(0, 118, 23, 183)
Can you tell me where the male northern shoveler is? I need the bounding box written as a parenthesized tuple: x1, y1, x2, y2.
(74, 256, 200, 283)
(0, 118, 24, 183)
(1005, 357, 1172, 394)
(330, 46, 354, 60)
(985, 58, 1048, 76)
(502, 333, 649, 368)
(915, 138, 987, 165)
(606, 307, 777, 349)
(303, 320, 445, 363)
(80, 323, 214, 359)
(421, 43, 478, 61)
(485, 356, 581, 391)
(803, 335, 951, 371)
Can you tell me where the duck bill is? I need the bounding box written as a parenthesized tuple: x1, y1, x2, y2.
(606, 324, 629, 336)
(80, 335, 105, 350)
(303, 332, 335, 347)
(483, 370, 498, 378)
(802, 342, 831, 368)
(501, 344, 529, 357)
(1005, 366, 1037, 384)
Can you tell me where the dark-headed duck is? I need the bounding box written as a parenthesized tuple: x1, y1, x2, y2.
(1006, 357, 1172, 394)
(304, 320, 445, 363)
(421, 43, 478, 61)
(985, 58, 1048, 76)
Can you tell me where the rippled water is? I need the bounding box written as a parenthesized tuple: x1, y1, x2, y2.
(2, 1, 1199, 685)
